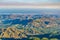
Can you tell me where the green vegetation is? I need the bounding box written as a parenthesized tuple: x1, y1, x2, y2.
(41, 38, 49, 40)
(33, 37, 40, 40)
(28, 37, 59, 40)
(50, 38, 58, 40)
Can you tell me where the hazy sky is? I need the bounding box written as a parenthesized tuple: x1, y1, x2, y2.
(0, 0, 60, 15)
(0, 0, 60, 8)
(0, 0, 60, 3)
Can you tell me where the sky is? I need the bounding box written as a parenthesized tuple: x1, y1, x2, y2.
(0, 0, 60, 3)
(0, 0, 60, 9)
(0, 0, 60, 15)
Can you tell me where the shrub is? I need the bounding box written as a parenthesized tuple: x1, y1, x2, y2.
(50, 38, 58, 40)
(33, 37, 40, 40)
(41, 37, 49, 40)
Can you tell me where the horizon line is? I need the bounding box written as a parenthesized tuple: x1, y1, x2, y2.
(0, 5, 60, 9)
